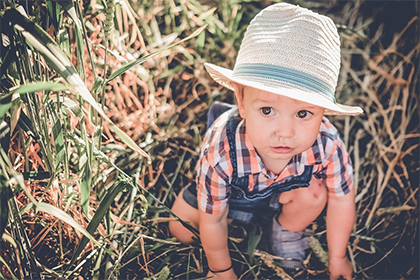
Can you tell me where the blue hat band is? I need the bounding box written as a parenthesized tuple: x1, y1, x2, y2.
(232, 63, 336, 103)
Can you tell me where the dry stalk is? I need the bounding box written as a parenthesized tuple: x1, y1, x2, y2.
(255, 250, 294, 280)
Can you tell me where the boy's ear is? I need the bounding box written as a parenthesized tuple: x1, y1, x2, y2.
(233, 83, 246, 118)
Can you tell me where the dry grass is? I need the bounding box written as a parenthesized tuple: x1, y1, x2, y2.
(1, 0, 418, 279)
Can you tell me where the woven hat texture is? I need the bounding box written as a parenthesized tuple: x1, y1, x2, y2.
(204, 3, 363, 115)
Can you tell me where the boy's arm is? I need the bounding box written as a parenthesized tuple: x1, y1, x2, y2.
(326, 187, 355, 280)
(199, 207, 237, 280)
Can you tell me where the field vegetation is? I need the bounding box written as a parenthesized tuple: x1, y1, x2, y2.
(0, 0, 418, 279)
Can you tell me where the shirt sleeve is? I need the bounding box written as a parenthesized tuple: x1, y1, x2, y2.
(318, 122, 354, 197)
(196, 125, 233, 214)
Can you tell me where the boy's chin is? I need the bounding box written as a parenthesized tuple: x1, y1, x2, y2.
(259, 152, 294, 164)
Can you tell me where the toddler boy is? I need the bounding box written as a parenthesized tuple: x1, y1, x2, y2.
(169, 3, 363, 280)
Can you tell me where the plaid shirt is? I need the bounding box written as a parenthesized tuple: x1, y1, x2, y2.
(196, 112, 354, 214)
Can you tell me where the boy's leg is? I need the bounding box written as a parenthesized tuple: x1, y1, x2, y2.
(169, 188, 200, 244)
(278, 177, 327, 232)
(271, 177, 327, 269)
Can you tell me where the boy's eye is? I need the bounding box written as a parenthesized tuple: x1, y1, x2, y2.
(297, 110, 312, 119)
(261, 107, 275, 116)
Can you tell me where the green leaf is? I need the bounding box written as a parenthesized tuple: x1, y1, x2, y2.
(157, 266, 170, 280)
(247, 224, 262, 265)
(46, 0, 61, 32)
(159, 64, 184, 80)
(1, 232, 18, 248)
(17, 111, 38, 140)
(56, 0, 82, 31)
(66, 179, 129, 270)
(80, 161, 92, 217)
(46, 100, 65, 169)
(35, 202, 100, 247)
(58, 29, 71, 58)
(52, 116, 65, 167)
(106, 24, 207, 82)
(10, 81, 69, 94)
(90, 77, 104, 98)
(196, 30, 205, 50)
(3, 8, 149, 158)
(58, 96, 84, 120)
(8, 173, 37, 205)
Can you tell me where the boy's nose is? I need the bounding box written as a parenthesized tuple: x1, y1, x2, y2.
(274, 121, 294, 138)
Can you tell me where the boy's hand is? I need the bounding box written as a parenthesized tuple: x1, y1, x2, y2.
(328, 256, 353, 280)
(207, 268, 238, 280)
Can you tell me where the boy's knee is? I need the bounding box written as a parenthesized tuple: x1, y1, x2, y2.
(279, 177, 327, 207)
(168, 189, 199, 244)
(168, 220, 195, 244)
(306, 177, 327, 206)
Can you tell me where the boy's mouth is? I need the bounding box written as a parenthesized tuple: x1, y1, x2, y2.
(270, 146, 294, 154)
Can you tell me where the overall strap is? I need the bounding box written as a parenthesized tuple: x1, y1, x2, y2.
(225, 115, 249, 187)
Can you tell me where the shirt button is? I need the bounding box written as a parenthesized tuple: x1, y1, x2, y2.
(203, 143, 209, 154)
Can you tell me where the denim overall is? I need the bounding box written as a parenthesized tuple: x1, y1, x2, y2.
(183, 102, 313, 223)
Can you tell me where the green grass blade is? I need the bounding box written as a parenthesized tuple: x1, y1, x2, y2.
(66, 179, 129, 270)
(59, 97, 84, 120)
(60, 1, 86, 79)
(35, 202, 101, 247)
(45, 100, 65, 169)
(56, 0, 83, 31)
(10, 81, 69, 94)
(9, 173, 37, 205)
(10, 82, 69, 94)
(106, 24, 207, 82)
(45, 0, 63, 32)
(57, 29, 71, 58)
(247, 224, 262, 265)
(3, 8, 149, 157)
(17, 111, 38, 140)
(6, 174, 40, 278)
(80, 160, 92, 217)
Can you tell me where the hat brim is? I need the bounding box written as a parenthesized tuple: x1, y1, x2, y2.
(204, 63, 363, 116)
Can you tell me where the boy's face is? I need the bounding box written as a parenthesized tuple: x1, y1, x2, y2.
(236, 86, 324, 174)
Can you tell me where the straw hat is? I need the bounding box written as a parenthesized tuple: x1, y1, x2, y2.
(204, 3, 363, 115)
